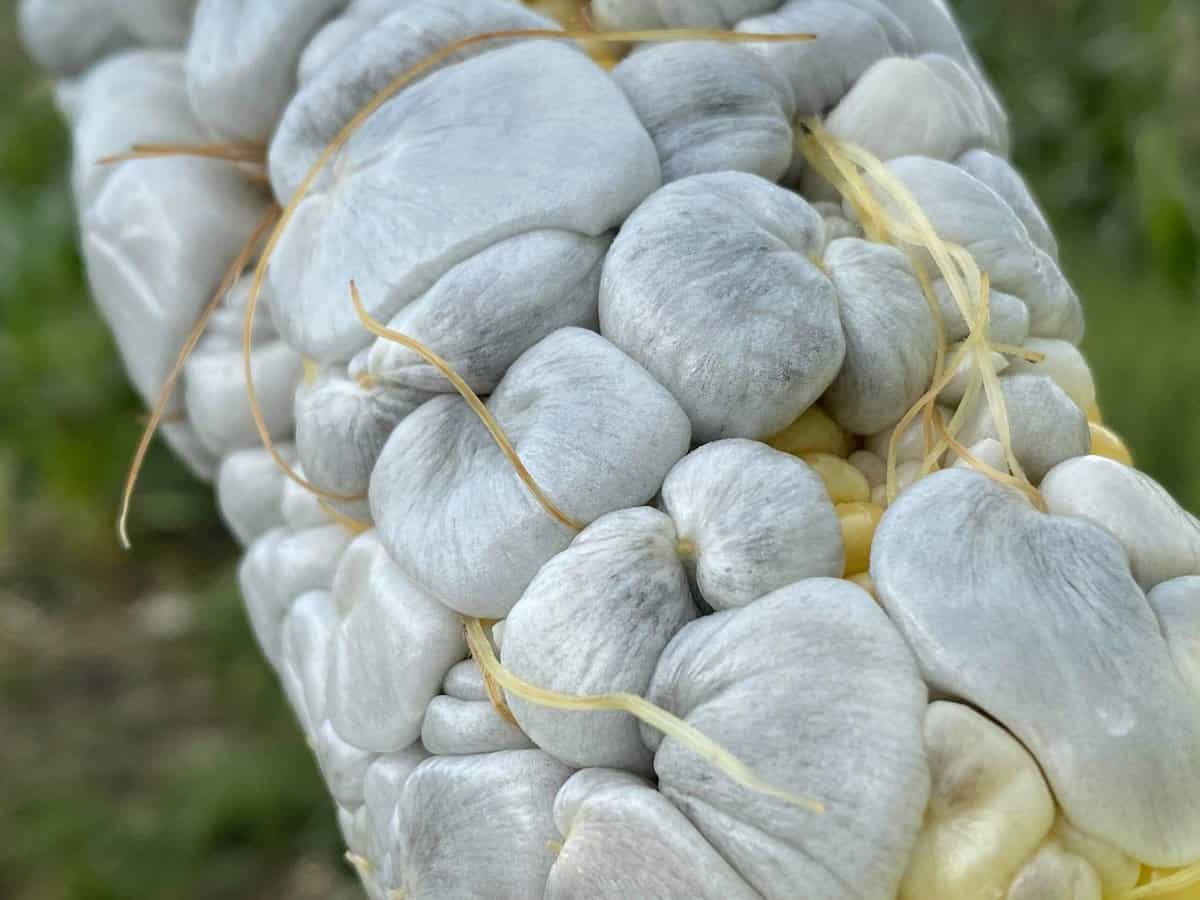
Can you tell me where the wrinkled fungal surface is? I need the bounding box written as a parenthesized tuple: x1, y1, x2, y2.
(21, 0, 1200, 896)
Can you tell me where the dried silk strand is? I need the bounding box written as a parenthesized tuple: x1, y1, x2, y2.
(463, 618, 824, 815)
(240, 26, 813, 497)
(116, 24, 818, 815)
(242, 269, 364, 505)
(833, 144, 1030, 487)
(98, 141, 266, 166)
(797, 122, 1043, 505)
(350, 283, 583, 533)
(467, 620, 520, 726)
(1125, 863, 1200, 899)
(117, 204, 280, 549)
(318, 499, 372, 535)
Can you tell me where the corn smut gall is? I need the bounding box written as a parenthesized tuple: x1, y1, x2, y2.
(847, 572, 877, 599)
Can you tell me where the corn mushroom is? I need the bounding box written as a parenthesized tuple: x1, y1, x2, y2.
(23, 0, 1200, 897)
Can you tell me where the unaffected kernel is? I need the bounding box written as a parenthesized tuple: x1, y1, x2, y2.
(1089, 423, 1134, 467)
(302, 357, 320, 385)
(768, 406, 853, 458)
(837, 502, 884, 577)
(803, 452, 871, 504)
(1134, 866, 1200, 899)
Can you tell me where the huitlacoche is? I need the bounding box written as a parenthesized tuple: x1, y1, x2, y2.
(23, 1, 1200, 897)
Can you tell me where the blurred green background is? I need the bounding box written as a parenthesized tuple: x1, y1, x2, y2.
(0, 1, 1196, 898)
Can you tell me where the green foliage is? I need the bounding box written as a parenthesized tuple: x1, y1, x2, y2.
(0, 8, 353, 899)
(961, 0, 1200, 295)
(960, 0, 1200, 509)
(0, 2, 1196, 898)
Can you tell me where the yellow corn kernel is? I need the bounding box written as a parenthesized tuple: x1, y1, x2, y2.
(1089, 422, 1134, 467)
(523, 1, 623, 68)
(524, 0, 583, 25)
(838, 502, 884, 577)
(1086, 403, 1103, 424)
(1132, 866, 1200, 899)
(768, 406, 853, 458)
(302, 356, 321, 385)
(847, 572, 876, 599)
(803, 452, 871, 504)
(590, 53, 621, 71)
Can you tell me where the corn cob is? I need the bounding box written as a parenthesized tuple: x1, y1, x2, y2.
(19, 0, 1200, 898)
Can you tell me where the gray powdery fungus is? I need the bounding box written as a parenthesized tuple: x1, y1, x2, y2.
(875, 157, 1084, 342)
(1042, 455, 1200, 589)
(1004, 337, 1096, 413)
(822, 237, 938, 435)
(545, 769, 762, 899)
(1148, 576, 1200, 703)
(18, 0, 156, 76)
(216, 445, 292, 546)
(72, 52, 267, 413)
(355, 229, 608, 395)
(326, 532, 466, 754)
(957, 148, 1058, 260)
(872, 469, 1200, 864)
(185, 275, 305, 458)
(370, 327, 691, 619)
(19, 0, 196, 74)
(26, 1, 1200, 895)
(601, 171, 844, 442)
(931, 278, 1030, 346)
(737, 1, 915, 121)
(271, 0, 557, 202)
(612, 41, 797, 183)
(957, 373, 1090, 483)
(268, 40, 659, 361)
(294, 365, 434, 520)
(185, 0, 348, 142)
(501, 507, 696, 772)
(390, 750, 573, 900)
(419, 695, 535, 757)
(238, 523, 352, 666)
(805, 53, 1005, 202)
(660, 439, 844, 607)
(644, 579, 930, 899)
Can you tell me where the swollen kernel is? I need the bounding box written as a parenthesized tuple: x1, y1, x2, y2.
(803, 452, 871, 504)
(837, 502, 884, 577)
(1089, 423, 1134, 467)
(768, 406, 853, 458)
(846, 572, 876, 599)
